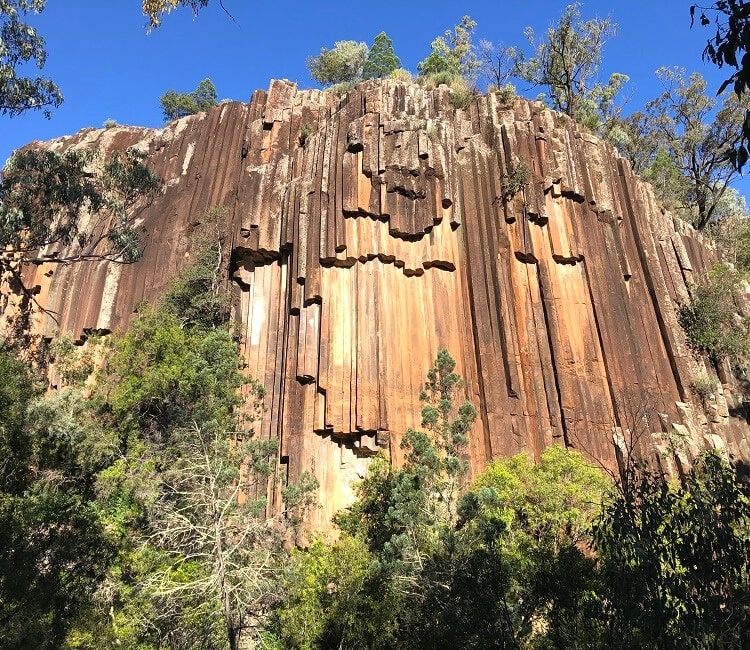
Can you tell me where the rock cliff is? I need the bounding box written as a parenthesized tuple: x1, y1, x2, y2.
(4, 79, 750, 525)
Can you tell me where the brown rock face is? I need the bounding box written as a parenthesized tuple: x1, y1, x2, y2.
(5, 79, 750, 525)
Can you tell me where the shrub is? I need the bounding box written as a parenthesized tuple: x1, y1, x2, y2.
(503, 159, 531, 200)
(448, 78, 475, 109)
(159, 78, 217, 121)
(678, 263, 750, 363)
(299, 122, 314, 146)
(691, 373, 716, 405)
(103, 119, 117, 129)
(388, 68, 412, 83)
(431, 70, 462, 87)
(307, 41, 368, 87)
(325, 81, 355, 96)
(495, 82, 516, 107)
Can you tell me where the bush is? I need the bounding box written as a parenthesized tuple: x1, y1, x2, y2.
(691, 373, 716, 405)
(103, 118, 117, 129)
(678, 263, 750, 363)
(159, 78, 217, 121)
(307, 41, 368, 87)
(388, 68, 413, 83)
(325, 80, 355, 96)
(503, 159, 530, 200)
(495, 82, 516, 107)
(299, 122, 314, 146)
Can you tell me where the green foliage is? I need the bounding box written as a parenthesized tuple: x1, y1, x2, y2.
(361, 32, 401, 80)
(0, 350, 36, 491)
(324, 80, 355, 96)
(50, 335, 95, 386)
(450, 446, 610, 648)
(448, 82, 475, 109)
(103, 118, 117, 128)
(0, 0, 63, 117)
(272, 535, 399, 650)
(0, 146, 160, 267)
(298, 122, 314, 146)
(678, 263, 750, 363)
(103, 306, 243, 439)
(161, 206, 232, 329)
(512, 3, 623, 124)
(142, 0, 209, 29)
(691, 373, 717, 406)
(473, 445, 610, 553)
(417, 16, 480, 85)
(306, 40, 368, 87)
(594, 452, 750, 648)
(693, 2, 750, 170)
(0, 350, 114, 648)
(495, 82, 517, 107)
(575, 71, 630, 133)
(642, 146, 691, 215)
(388, 68, 412, 83)
(159, 78, 217, 121)
(645, 67, 745, 230)
(503, 158, 530, 201)
(612, 67, 746, 230)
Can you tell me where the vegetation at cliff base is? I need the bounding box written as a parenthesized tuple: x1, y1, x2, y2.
(2, 317, 749, 647)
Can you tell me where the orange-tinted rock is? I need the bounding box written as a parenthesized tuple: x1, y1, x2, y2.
(4, 80, 749, 527)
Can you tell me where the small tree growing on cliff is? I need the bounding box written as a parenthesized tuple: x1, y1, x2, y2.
(511, 3, 626, 131)
(160, 78, 217, 121)
(417, 16, 481, 86)
(362, 32, 401, 80)
(307, 40, 368, 87)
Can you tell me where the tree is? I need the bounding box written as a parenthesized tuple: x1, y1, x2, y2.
(641, 67, 745, 230)
(142, 0, 210, 29)
(361, 32, 401, 80)
(594, 452, 750, 648)
(478, 40, 516, 89)
(678, 262, 750, 363)
(306, 40, 368, 88)
(511, 3, 625, 129)
(0, 352, 114, 649)
(0, 147, 160, 310)
(0, 0, 62, 117)
(417, 16, 481, 85)
(160, 78, 217, 121)
(144, 416, 316, 650)
(161, 206, 232, 330)
(692, 2, 750, 169)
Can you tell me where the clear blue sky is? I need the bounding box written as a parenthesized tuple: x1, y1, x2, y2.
(3, 1, 748, 196)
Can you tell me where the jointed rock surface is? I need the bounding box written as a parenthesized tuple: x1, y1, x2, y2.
(4, 79, 748, 524)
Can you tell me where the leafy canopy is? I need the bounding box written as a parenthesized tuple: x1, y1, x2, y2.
(511, 2, 625, 131)
(160, 78, 217, 121)
(692, 2, 750, 170)
(417, 15, 481, 85)
(678, 262, 750, 363)
(594, 452, 750, 648)
(307, 40, 368, 87)
(142, 0, 209, 29)
(0, 0, 63, 117)
(0, 147, 160, 267)
(361, 32, 401, 80)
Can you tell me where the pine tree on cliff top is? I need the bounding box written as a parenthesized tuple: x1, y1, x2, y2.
(362, 32, 401, 80)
